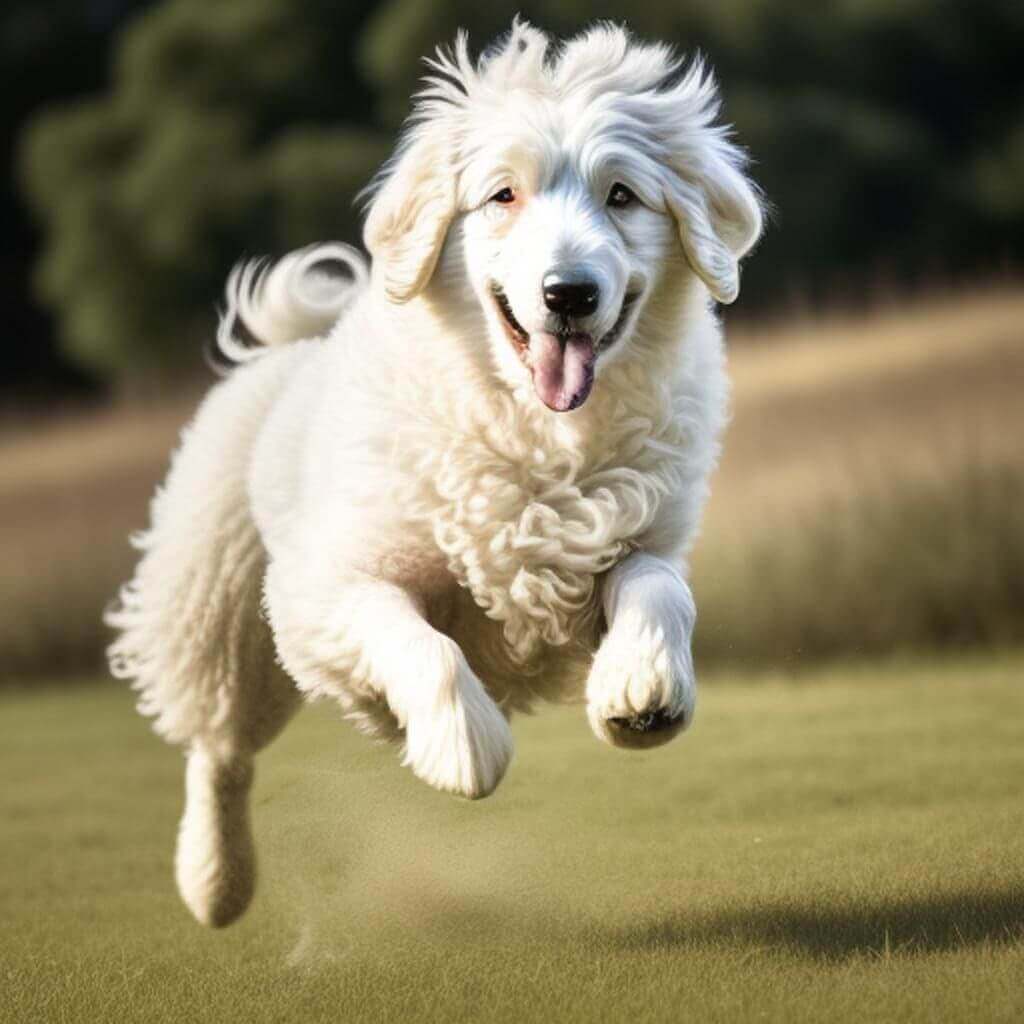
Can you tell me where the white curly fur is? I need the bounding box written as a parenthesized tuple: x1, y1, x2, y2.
(107, 18, 761, 927)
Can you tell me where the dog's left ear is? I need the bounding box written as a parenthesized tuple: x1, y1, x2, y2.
(665, 155, 763, 305)
(363, 131, 457, 303)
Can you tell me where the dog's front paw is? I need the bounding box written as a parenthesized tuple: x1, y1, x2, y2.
(401, 654, 513, 800)
(586, 611, 696, 750)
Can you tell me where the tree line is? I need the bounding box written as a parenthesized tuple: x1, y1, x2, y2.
(13, 0, 1024, 391)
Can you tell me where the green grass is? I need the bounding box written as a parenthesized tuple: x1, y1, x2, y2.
(3, 655, 1023, 1022)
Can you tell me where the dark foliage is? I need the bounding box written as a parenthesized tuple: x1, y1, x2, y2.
(13, 0, 1024, 387)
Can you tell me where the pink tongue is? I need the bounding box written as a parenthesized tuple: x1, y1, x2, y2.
(528, 332, 596, 412)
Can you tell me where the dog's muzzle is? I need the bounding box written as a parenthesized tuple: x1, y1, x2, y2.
(491, 279, 641, 414)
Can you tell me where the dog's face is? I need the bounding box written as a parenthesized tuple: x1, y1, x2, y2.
(364, 20, 762, 413)
(455, 114, 676, 412)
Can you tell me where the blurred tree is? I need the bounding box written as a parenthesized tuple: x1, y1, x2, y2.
(3, 0, 158, 401)
(21, 0, 385, 384)
(19, 0, 1024, 385)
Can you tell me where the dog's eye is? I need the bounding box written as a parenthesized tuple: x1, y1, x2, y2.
(489, 187, 516, 205)
(607, 183, 636, 209)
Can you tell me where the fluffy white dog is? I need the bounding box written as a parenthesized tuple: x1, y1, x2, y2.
(107, 19, 762, 927)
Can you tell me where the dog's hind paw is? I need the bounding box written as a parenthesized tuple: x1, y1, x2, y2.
(401, 652, 513, 800)
(175, 749, 256, 927)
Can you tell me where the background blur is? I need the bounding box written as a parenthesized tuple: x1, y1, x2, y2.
(4, 6, 1024, 1020)
(3, 0, 1023, 682)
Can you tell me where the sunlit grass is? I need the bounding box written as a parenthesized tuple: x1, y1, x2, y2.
(727, 286, 1024, 402)
(693, 457, 1024, 664)
(3, 654, 1022, 1022)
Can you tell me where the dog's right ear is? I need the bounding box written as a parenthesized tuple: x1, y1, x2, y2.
(363, 130, 457, 303)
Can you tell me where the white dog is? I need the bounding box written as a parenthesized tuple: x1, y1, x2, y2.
(107, 19, 761, 927)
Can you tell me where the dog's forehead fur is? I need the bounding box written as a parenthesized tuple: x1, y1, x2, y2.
(361, 17, 761, 309)
(382, 19, 728, 201)
(426, 19, 691, 115)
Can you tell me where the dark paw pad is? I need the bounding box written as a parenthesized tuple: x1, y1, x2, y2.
(608, 708, 683, 734)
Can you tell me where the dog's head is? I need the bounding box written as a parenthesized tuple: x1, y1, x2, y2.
(363, 19, 762, 413)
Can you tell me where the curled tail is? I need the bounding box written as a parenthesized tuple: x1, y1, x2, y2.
(214, 242, 369, 366)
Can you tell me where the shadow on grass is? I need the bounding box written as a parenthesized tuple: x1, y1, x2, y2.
(611, 886, 1024, 960)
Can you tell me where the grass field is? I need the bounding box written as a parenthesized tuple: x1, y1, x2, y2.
(3, 654, 1023, 1023)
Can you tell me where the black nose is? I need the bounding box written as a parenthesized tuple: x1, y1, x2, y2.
(542, 271, 599, 318)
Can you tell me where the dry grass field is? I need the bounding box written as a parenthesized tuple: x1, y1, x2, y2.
(1, 400, 190, 677)
(693, 287, 1024, 663)
(1, 286, 1021, 678)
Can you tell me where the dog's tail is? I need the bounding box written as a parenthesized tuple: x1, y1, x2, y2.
(212, 242, 369, 368)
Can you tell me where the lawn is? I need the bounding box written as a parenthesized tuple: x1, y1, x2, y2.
(3, 654, 1022, 1023)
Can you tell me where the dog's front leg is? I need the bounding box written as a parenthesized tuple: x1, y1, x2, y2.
(265, 567, 513, 798)
(586, 552, 697, 749)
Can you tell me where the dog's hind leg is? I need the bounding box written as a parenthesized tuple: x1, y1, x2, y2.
(107, 353, 304, 926)
(264, 566, 514, 800)
(173, 662, 297, 928)
(172, 640, 299, 929)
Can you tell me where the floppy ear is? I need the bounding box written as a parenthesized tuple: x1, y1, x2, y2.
(363, 131, 457, 303)
(665, 157, 763, 305)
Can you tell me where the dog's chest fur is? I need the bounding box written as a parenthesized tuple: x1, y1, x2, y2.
(396, 370, 692, 669)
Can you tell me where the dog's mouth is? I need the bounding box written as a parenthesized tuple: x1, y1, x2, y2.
(491, 284, 530, 352)
(489, 283, 640, 413)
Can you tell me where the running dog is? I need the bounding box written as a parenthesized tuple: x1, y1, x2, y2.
(107, 18, 762, 927)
